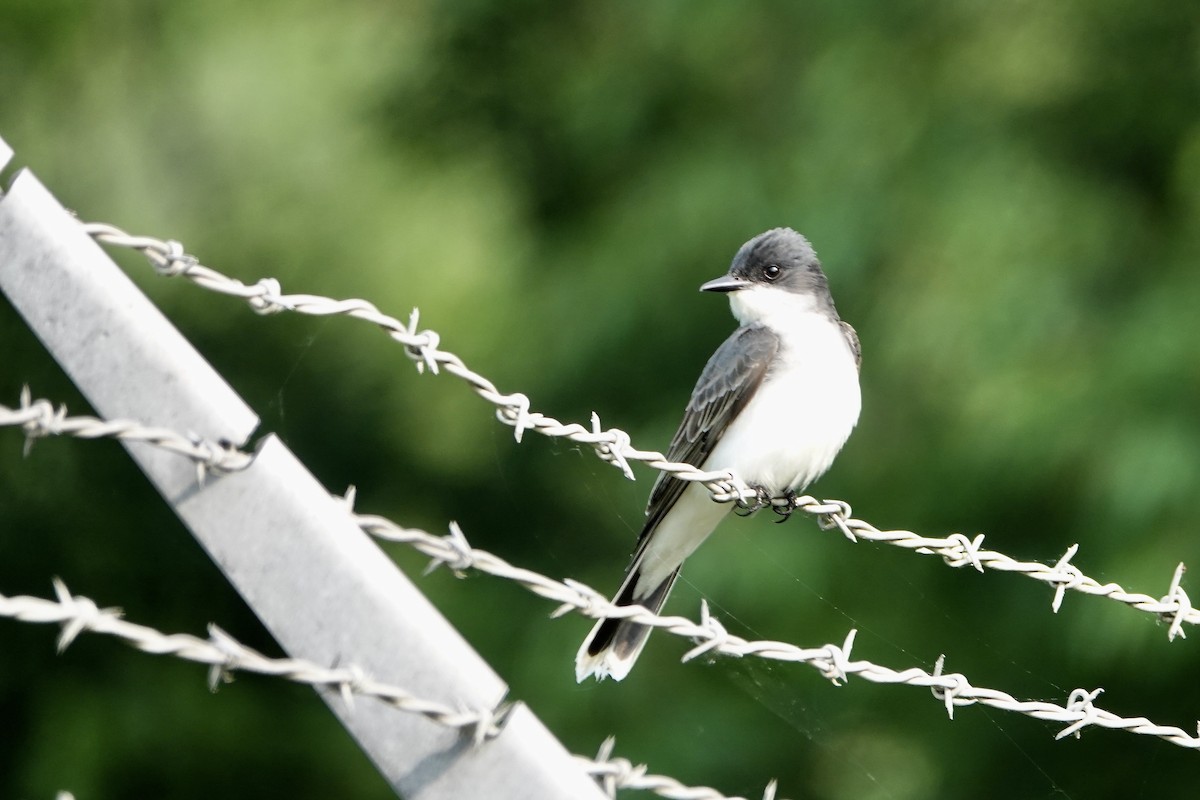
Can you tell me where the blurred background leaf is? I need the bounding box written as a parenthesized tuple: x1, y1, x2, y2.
(2, 1, 1198, 798)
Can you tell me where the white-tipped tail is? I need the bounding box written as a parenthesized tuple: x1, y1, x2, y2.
(575, 634, 638, 682)
(574, 618, 648, 682)
(576, 481, 729, 682)
(574, 566, 679, 682)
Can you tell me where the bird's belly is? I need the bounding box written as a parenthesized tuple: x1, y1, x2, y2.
(705, 336, 861, 495)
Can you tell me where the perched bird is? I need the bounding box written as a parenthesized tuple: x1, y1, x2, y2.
(576, 228, 862, 682)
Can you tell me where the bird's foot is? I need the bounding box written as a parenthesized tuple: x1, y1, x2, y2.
(735, 485, 773, 517)
(772, 489, 800, 523)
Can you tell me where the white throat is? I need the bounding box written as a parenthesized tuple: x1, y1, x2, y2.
(728, 285, 827, 329)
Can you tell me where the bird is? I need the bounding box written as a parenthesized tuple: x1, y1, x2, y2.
(575, 227, 862, 682)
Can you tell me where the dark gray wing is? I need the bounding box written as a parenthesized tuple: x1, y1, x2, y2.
(637, 324, 779, 545)
(840, 320, 862, 371)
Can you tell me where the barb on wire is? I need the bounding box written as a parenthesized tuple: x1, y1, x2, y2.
(582, 737, 780, 800)
(0, 386, 252, 482)
(1, 581, 787, 800)
(0, 579, 508, 742)
(358, 512, 1200, 752)
(82, 222, 759, 504)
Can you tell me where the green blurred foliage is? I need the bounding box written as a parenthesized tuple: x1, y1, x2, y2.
(2, 1, 1198, 798)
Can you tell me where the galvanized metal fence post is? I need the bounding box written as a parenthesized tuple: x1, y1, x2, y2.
(0, 135, 607, 800)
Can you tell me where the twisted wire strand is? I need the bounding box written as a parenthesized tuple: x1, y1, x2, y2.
(0, 581, 783, 800)
(803, 502, 1195, 640)
(0, 579, 504, 740)
(0, 387, 252, 482)
(359, 512, 1200, 751)
(580, 738, 779, 800)
(82, 222, 756, 503)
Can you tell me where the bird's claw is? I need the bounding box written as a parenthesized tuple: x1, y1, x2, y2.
(736, 485, 773, 516)
(772, 489, 800, 523)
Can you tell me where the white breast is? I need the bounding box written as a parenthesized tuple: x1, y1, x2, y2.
(704, 302, 861, 495)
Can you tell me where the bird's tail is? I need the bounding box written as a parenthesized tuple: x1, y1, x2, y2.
(575, 558, 681, 682)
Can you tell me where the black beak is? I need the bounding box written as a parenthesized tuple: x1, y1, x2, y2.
(700, 274, 751, 293)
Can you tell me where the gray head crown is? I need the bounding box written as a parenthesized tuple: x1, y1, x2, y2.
(729, 228, 836, 311)
(730, 228, 823, 289)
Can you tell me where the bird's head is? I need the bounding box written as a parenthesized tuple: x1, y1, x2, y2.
(700, 228, 836, 325)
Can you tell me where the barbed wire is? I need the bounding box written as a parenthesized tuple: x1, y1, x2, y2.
(5, 358, 1196, 643)
(81, 221, 759, 504)
(13, 215, 1200, 756)
(5, 400, 1200, 761)
(0, 386, 252, 483)
(0, 580, 782, 800)
(79, 222, 1198, 640)
(355, 509, 1200, 751)
(580, 738, 778, 800)
(6, 392, 1197, 752)
(0, 578, 508, 741)
(807, 504, 1195, 641)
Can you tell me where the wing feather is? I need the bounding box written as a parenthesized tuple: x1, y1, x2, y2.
(638, 325, 779, 544)
(839, 320, 862, 371)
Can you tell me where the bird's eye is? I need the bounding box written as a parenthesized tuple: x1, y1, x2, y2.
(763, 264, 782, 281)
